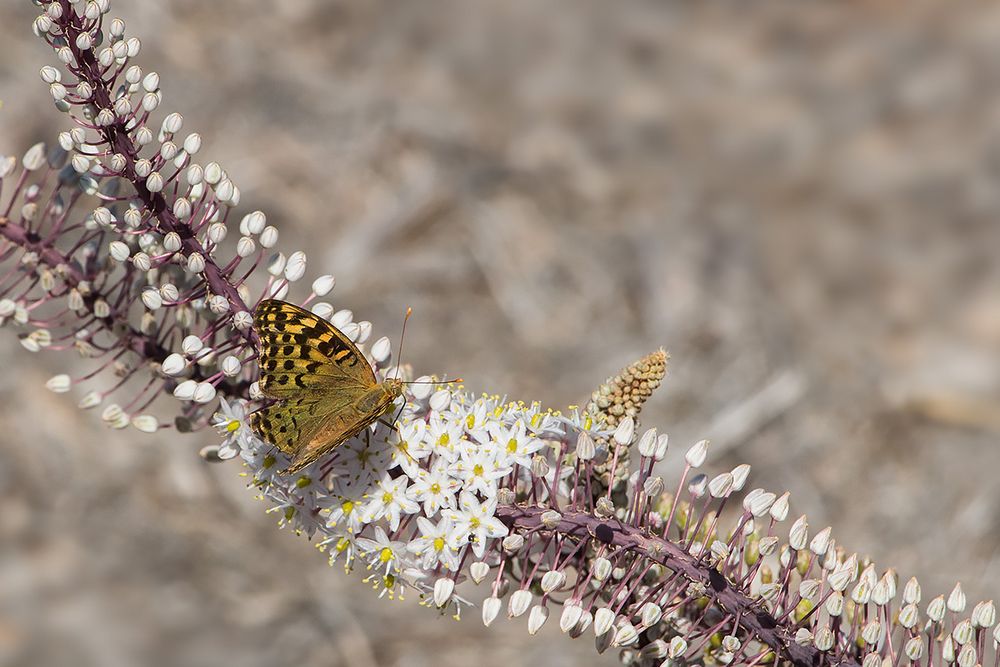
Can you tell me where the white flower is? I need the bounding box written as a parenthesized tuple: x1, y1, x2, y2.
(388, 419, 431, 475)
(460, 399, 493, 442)
(449, 491, 508, 558)
(356, 526, 407, 576)
(322, 490, 367, 535)
(329, 435, 389, 489)
(425, 413, 464, 462)
(362, 473, 419, 531)
(490, 419, 544, 468)
(210, 397, 252, 460)
(451, 443, 512, 496)
(410, 459, 461, 516)
(321, 531, 358, 571)
(407, 516, 461, 571)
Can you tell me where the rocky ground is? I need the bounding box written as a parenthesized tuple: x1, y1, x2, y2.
(1, 2, 998, 666)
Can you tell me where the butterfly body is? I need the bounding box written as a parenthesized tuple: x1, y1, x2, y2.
(250, 299, 403, 474)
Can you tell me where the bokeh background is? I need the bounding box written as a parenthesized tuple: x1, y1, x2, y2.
(2, 2, 999, 666)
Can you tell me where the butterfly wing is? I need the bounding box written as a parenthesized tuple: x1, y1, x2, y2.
(250, 397, 329, 458)
(254, 299, 377, 399)
(283, 388, 397, 473)
(252, 300, 380, 468)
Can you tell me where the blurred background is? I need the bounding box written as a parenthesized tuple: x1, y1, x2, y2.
(2, 1, 999, 665)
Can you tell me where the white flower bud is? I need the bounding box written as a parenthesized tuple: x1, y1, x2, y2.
(202, 163, 222, 186)
(22, 143, 46, 171)
(432, 577, 454, 608)
(613, 416, 634, 446)
(161, 353, 186, 376)
(46, 374, 72, 393)
(669, 636, 688, 658)
(527, 605, 548, 635)
(181, 335, 204, 356)
(593, 608, 615, 637)
(170, 196, 191, 220)
(130, 252, 150, 272)
(233, 310, 253, 331)
(639, 602, 662, 628)
(708, 472, 734, 498)
(142, 71, 160, 92)
(218, 355, 241, 378)
(40, 66, 61, 84)
(429, 389, 451, 413)
(685, 439, 709, 467)
(71, 154, 91, 174)
(469, 561, 490, 584)
(898, 603, 919, 629)
(215, 178, 234, 203)
(145, 171, 163, 193)
(162, 112, 183, 134)
(592, 557, 612, 582)
(902, 577, 921, 604)
(331, 309, 353, 328)
(947, 582, 966, 613)
(239, 211, 266, 235)
(131, 415, 159, 433)
(284, 251, 307, 282)
(193, 382, 216, 404)
(770, 491, 790, 522)
(186, 164, 204, 186)
(75, 31, 93, 50)
(78, 391, 102, 410)
(971, 600, 995, 628)
(904, 637, 923, 661)
(744, 489, 776, 517)
(259, 225, 279, 248)
(208, 295, 230, 314)
(113, 96, 132, 118)
(799, 579, 820, 601)
(183, 133, 202, 155)
(482, 597, 501, 627)
(501, 534, 524, 553)
(267, 281, 288, 300)
(206, 222, 227, 244)
(161, 232, 181, 253)
(108, 241, 130, 262)
(172, 379, 197, 401)
(186, 252, 205, 274)
(236, 236, 256, 258)
(356, 321, 372, 344)
(540, 570, 565, 593)
(312, 274, 335, 297)
(636, 428, 657, 457)
(810, 526, 832, 556)
(613, 621, 638, 647)
(310, 302, 334, 320)
(560, 603, 582, 634)
(141, 289, 162, 311)
(957, 644, 976, 667)
(371, 336, 392, 364)
(576, 431, 596, 460)
(508, 589, 531, 618)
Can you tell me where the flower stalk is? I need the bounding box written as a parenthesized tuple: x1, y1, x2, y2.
(1, 2, 996, 666)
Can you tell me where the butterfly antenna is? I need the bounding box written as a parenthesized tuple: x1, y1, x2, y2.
(394, 307, 412, 380)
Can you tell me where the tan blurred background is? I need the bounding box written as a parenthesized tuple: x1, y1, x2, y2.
(2, 1, 1000, 665)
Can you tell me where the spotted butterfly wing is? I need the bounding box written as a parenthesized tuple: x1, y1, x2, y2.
(251, 299, 398, 473)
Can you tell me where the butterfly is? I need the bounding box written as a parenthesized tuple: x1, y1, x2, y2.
(250, 299, 403, 474)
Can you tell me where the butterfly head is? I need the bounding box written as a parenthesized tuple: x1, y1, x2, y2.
(383, 377, 404, 400)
